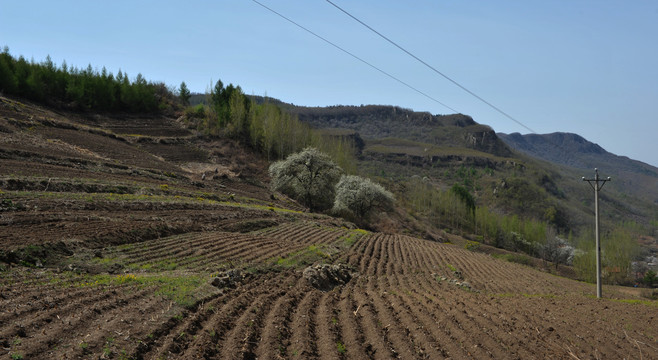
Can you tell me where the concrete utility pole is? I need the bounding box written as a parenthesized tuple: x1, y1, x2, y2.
(582, 168, 611, 299)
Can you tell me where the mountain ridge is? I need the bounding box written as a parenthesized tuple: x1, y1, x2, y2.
(498, 131, 658, 205)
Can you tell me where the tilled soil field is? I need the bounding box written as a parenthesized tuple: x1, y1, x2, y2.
(2, 231, 657, 359)
(1, 96, 657, 359)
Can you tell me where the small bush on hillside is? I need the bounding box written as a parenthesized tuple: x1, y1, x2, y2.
(644, 270, 657, 287)
(464, 241, 481, 251)
(185, 104, 206, 119)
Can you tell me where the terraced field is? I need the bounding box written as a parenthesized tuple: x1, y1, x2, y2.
(1, 96, 657, 359)
(3, 230, 657, 359)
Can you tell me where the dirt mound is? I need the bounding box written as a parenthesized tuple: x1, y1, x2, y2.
(303, 263, 356, 291)
(211, 269, 246, 288)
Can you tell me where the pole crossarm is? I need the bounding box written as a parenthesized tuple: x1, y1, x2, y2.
(582, 168, 611, 190)
(581, 168, 611, 299)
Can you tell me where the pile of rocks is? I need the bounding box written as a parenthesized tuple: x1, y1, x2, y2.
(211, 269, 246, 288)
(303, 263, 356, 291)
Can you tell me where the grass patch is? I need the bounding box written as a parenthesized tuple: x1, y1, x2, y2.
(494, 292, 557, 299)
(492, 253, 534, 266)
(2, 190, 303, 214)
(275, 245, 332, 268)
(273, 229, 367, 268)
(336, 341, 347, 354)
(464, 240, 481, 251)
(131, 258, 179, 271)
(339, 228, 368, 247)
(70, 272, 205, 308)
(610, 298, 658, 307)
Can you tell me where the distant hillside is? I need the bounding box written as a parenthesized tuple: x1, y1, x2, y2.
(287, 104, 513, 157)
(498, 132, 658, 206)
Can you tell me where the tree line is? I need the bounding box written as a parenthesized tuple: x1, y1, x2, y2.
(405, 176, 643, 285)
(0, 47, 176, 113)
(182, 80, 357, 172)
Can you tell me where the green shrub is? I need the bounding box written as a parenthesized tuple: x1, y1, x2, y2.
(464, 240, 481, 251)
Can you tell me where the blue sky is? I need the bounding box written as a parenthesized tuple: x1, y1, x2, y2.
(2, 1, 657, 167)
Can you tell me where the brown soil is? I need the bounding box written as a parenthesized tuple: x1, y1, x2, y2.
(1, 96, 656, 359)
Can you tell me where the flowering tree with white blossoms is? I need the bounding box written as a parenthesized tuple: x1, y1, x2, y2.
(333, 175, 394, 221)
(269, 148, 342, 212)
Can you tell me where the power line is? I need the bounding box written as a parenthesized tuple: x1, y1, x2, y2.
(251, 0, 458, 113)
(325, 0, 536, 134)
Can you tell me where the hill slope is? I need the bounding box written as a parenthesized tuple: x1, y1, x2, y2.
(499, 132, 658, 206)
(1, 96, 656, 359)
(279, 102, 657, 236)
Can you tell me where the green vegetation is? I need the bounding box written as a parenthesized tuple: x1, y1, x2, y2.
(0, 47, 177, 113)
(336, 341, 347, 354)
(184, 81, 357, 171)
(406, 176, 547, 248)
(102, 337, 115, 357)
(273, 229, 365, 268)
(573, 223, 641, 285)
(275, 245, 332, 267)
(70, 273, 205, 308)
(340, 229, 368, 247)
(492, 253, 534, 266)
(644, 270, 657, 287)
(464, 240, 481, 251)
(178, 81, 191, 106)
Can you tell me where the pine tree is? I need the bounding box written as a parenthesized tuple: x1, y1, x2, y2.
(179, 81, 191, 106)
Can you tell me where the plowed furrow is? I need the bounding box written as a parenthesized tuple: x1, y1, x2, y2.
(383, 236, 396, 278)
(384, 235, 496, 358)
(288, 290, 321, 359)
(392, 269, 502, 359)
(315, 291, 341, 360)
(356, 234, 378, 275)
(256, 223, 295, 239)
(216, 289, 283, 360)
(400, 247, 523, 358)
(335, 284, 369, 359)
(0, 285, 101, 325)
(124, 233, 247, 266)
(52, 293, 166, 360)
(120, 232, 203, 257)
(177, 235, 275, 264)
(209, 235, 273, 255)
(365, 276, 417, 358)
(423, 243, 453, 269)
(177, 237, 282, 269)
(381, 255, 456, 358)
(20, 287, 152, 359)
(357, 234, 418, 358)
(122, 235, 212, 264)
(264, 224, 346, 247)
(395, 235, 424, 273)
(143, 276, 270, 359)
(263, 224, 313, 243)
(254, 276, 306, 360)
(0, 285, 132, 340)
(127, 234, 279, 270)
(350, 279, 397, 359)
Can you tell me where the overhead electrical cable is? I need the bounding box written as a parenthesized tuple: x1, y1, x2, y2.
(251, 0, 458, 113)
(325, 0, 536, 134)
